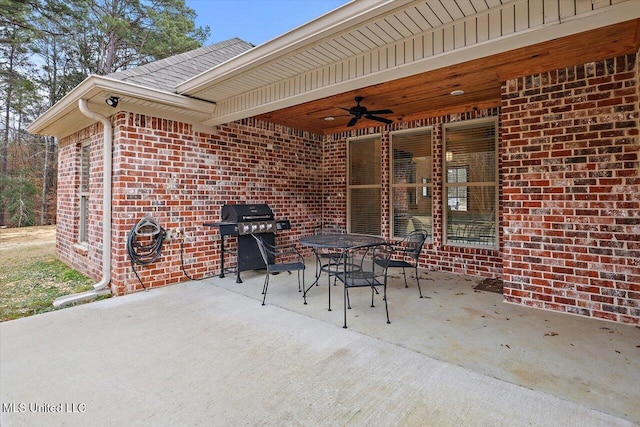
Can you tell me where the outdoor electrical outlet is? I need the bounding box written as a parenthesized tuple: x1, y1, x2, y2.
(165, 228, 180, 242)
(165, 228, 182, 242)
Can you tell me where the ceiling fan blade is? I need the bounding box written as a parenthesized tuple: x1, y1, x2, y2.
(365, 115, 393, 124)
(366, 109, 393, 115)
(347, 117, 359, 127)
(318, 114, 351, 120)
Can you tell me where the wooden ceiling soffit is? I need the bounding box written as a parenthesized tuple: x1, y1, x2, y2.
(256, 20, 640, 135)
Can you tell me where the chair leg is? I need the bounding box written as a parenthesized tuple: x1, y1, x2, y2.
(299, 270, 306, 303)
(343, 286, 348, 329)
(327, 273, 332, 312)
(370, 286, 375, 307)
(261, 275, 269, 306)
(261, 274, 268, 295)
(383, 284, 390, 324)
(401, 267, 409, 288)
(415, 266, 424, 298)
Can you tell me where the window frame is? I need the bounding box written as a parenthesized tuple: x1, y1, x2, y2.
(442, 117, 498, 248)
(389, 127, 433, 240)
(346, 134, 382, 236)
(446, 165, 469, 211)
(78, 140, 90, 245)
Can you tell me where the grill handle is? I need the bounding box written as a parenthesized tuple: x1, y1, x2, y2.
(242, 215, 273, 221)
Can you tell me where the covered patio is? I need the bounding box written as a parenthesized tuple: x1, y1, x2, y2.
(2, 264, 638, 426)
(13, 1, 639, 423)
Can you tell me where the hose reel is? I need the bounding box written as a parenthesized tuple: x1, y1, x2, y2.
(127, 215, 166, 290)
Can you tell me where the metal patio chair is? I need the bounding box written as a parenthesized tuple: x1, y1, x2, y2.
(312, 223, 346, 287)
(332, 243, 393, 328)
(375, 229, 428, 298)
(313, 223, 346, 264)
(252, 234, 306, 306)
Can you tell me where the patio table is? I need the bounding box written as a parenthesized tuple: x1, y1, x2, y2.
(299, 234, 386, 310)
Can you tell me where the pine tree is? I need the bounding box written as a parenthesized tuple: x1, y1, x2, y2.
(0, 0, 210, 226)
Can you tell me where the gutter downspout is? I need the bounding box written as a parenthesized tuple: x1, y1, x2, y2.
(53, 99, 113, 308)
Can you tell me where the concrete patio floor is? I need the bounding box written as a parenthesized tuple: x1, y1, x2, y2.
(1, 261, 639, 426)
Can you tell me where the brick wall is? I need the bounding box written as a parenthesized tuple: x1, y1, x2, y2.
(501, 53, 640, 324)
(56, 124, 105, 284)
(108, 114, 323, 294)
(57, 113, 322, 295)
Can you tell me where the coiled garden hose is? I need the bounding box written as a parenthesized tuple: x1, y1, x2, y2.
(127, 215, 165, 290)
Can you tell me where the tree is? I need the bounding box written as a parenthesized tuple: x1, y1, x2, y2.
(0, 0, 73, 39)
(1, 172, 38, 227)
(0, 2, 34, 226)
(30, 2, 89, 225)
(0, 0, 83, 227)
(80, 0, 209, 74)
(0, 0, 210, 227)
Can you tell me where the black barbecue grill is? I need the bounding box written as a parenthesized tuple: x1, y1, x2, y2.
(204, 204, 291, 283)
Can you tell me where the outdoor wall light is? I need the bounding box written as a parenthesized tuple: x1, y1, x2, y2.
(445, 150, 453, 162)
(106, 96, 119, 108)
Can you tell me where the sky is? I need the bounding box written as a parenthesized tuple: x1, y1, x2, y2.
(186, 0, 351, 46)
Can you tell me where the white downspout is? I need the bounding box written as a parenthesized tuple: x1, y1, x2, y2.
(53, 99, 113, 308)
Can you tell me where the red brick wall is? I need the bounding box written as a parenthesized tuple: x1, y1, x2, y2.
(56, 124, 105, 284)
(108, 114, 323, 294)
(501, 53, 640, 324)
(57, 113, 322, 295)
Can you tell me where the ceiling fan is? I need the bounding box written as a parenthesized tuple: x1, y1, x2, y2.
(339, 96, 394, 127)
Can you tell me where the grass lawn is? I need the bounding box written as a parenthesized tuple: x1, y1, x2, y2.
(0, 226, 96, 321)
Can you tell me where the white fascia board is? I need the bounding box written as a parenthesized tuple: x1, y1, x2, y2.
(27, 75, 215, 135)
(202, 1, 640, 127)
(176, 0, 411, 96)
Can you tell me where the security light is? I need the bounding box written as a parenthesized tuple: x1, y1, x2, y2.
(106, 96, 119, 108)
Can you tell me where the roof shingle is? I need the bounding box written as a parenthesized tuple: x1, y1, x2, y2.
(107, 38, 254, 93)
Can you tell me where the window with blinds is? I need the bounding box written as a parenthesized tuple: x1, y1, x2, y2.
(390, 128, 433, 239)
(79, 141, 90, 244)
(347, 135, 381, 235)
(443, 118, 497, 247)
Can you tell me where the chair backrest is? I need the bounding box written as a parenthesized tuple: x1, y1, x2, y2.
(372, 243, 394, 277)
(402, 230, 428, 261)
(314, 223, 346, 235)
(410, 216, 425, 232)
(251, 234, 270, 267)
(338, 243, 393, 285)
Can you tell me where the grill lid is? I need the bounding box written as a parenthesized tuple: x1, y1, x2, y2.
(221, 204, 274, 223)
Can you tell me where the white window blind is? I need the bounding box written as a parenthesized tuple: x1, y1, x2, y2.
(390, 128, 433, 239)
(79, 141, 90, 244)
(348, 136, 381, 235)
(443, 118, 497, 247)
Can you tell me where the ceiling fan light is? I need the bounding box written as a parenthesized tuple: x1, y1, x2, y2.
(324, 116, 335, 121)
(450, 89, 465, 96)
